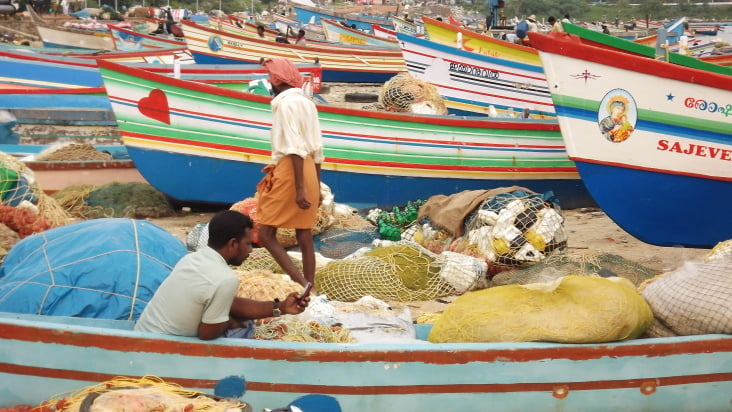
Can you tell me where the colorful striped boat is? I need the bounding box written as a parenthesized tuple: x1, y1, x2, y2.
(180, 20, 406, 82)
(28, 8, 116, 50)
(97, 59, 594, 208)
(397, 32, 554, 118)
(320, 17, 399, 49)
(531, 31, 732, 247)
(1, 311, 730, 410)
(108, 24, 186, 51)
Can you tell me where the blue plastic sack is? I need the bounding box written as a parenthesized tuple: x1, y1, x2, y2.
(0, 218, 187, 320)
(516, 20, 529, 39)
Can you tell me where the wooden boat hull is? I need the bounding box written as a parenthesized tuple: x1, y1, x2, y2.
(97, 60, 595, 209)
(531, 32, 732, 247)
(397, 32, 555, 118)
(180, 20, 406, 83)
(1, 312, 731, 410)
(320, 18, 398, 49)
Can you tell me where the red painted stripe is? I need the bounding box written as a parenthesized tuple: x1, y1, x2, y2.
(100, 60, 559, 131)
(2, 362, 730, 395)
(0, 87, 106, 95)
(123, 132, 576, 173)
(529, 32, 732, 91)
(572, 156, 732, 182)
(3, 323, 732, 364)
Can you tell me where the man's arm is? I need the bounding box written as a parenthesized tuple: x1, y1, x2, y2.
(230, 293, 308, 320)
(289, 154, 311, 209)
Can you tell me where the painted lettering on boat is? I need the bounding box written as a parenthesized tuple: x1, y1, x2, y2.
(657, 140, 732, 161)
(683, 97, 732, 117)
(338, 33, 367, 45)
(449, 62, 500, 79)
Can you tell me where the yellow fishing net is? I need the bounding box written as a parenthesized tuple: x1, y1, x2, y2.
(39, 375, 248, 411)
(315, 242, 461, 302)
(235, 268, 303, 301)
(428, 275, 653, 343)
(235, 246, 303, 274)
(52, 182, 175, 219)
(254, 317, 354, 343)
(34, 142, 113, 161)
(379, 73, 448, 115)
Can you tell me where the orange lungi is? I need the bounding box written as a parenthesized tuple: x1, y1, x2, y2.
(256, 155, 318, 229)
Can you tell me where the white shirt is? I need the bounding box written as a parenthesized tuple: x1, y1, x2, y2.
(269, 87, 324, 164)
(135, 246, 239, 337)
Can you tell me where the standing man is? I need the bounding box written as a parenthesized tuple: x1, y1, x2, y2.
(257, 58, 323, 288)
(135, 210, 308, 340)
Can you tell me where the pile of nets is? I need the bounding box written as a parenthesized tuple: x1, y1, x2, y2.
(0, 151, 71, 239)
(412, 187, 567, 267)
(0, 218, 187, 320)
(33, 142, 113, 161)
(235, 268, 303, 301)
(640, 242, 732, 338)
(52, 182, 175, 219)
(37, 376, 248, 412)
(491, 252, 659, 288)
(428, 275, 653, 343)
(377, 73, 448, 115)
(315, 241, 488, 302)
(254, 317, 354, 343)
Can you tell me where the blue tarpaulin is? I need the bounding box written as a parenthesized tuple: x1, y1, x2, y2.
(0, 218, 187, 320)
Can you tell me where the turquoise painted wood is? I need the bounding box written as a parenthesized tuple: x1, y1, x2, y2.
(1, 312, 731, 410)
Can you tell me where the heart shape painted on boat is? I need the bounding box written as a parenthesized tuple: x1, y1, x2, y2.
(138, 88, 171, 124)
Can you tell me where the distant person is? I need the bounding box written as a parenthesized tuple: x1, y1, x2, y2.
(602, 24, 610, 34)
(562, 13, 572, 24)
(515, 15, 537, 45)
(256, 24, 266, 39)
(135, 210, 309, 340)
(548, 15, 563, 33)
(275, 30, 289, 44)
(295, 28, 307, 46)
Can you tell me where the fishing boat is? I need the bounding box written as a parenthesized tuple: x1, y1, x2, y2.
(107, 24, 186, 51)
(97, 59, 594, 209)
(530, 31, 732, 248)
(558, 23, 732, 76)
(292, 4, 393, 33)
(320, 17, 399, 49)
(397, 32, 554, 118)
(27, 8, 116, 50)
(179, 20, 406, 82)
(1, 311, 730, 410)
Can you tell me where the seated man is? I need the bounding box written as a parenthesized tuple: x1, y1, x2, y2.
(135, 210, 308, 340)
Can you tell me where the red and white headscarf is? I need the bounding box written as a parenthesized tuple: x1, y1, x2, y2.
(262, 58, 304, 88)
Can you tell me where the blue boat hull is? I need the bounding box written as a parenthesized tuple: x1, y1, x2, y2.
(576, 161, 732, 248)
(128, 146, 594, 209)
(188, 51, 396, 83)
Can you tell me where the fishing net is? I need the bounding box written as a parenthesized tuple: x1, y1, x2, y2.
(254, 316, 355, 343)
(34, 142, 113, 161)
(378, 73, 448, 115)
(414, 188, 567, 268)
(314, 226, 380, 259)
(491, 252, 659, 288)
(640, 259, 732, 337)
(52, 182, 175, 219)
(235, 246, 303, 274)
(428, 275, 654, 343)
(38, 376, 248, 412)
(0, 151, 71, 237)
(315, 241, 488, 302)
(235, 268, 303, 301)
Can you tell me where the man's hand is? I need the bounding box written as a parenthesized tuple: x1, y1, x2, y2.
(281, 292, 309, 315)
(296, 187, 311, 209)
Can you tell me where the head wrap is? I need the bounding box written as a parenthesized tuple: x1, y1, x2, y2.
(262, 58, 304, 88)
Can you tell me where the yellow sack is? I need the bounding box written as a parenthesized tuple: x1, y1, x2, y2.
(428, 275, 653, 343)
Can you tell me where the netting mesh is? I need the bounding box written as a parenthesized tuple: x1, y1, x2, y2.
(316, 241, 464, 302)
(0, 151, 71, 239)
(414, 189, 567, 267)
(428, 275, 654, 343)
(640, 260, 732, 337)
(378, 73, 448, 115)
(235, 268, 303, 301)
(34, 142, 113, 161)
(491, 252, 659, 288)
(52, 182, 175, 219)
(314, 226, 380, 259)
(235, 246, 304, 274)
